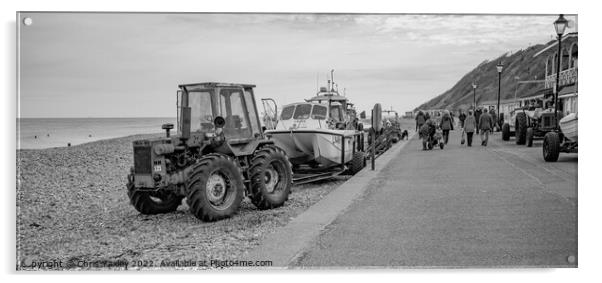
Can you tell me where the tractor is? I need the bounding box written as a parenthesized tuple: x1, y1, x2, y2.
(503, 98, 562, 147)
(126, 82, 293, 222)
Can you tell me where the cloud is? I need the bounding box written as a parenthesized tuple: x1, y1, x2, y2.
(18, 13, 576, 117)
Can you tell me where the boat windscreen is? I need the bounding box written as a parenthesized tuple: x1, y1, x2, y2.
(311, 105, 327, 120)
(293, 104, 312, 119)
(281, 105, 295, 120)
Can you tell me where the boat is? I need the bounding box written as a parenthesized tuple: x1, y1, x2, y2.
(559, 112, 578, 142)
(264, 73, 362, 168)
(265, 101, 357, 167)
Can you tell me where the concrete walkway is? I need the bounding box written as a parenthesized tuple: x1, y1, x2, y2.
(294, 129, 577, 268)
(244, 133, 415, 267)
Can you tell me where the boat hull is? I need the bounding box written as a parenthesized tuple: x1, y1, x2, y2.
(266, 129, 356, 167)
(559, 113, 578, 142)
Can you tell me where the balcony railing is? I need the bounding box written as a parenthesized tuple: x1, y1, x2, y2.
(545, 67, 578, 89)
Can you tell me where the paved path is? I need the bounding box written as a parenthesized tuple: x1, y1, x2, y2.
(294, 130, 577, 268)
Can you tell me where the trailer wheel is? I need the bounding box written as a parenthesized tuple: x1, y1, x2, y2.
(186, 154, 244, 221)
(347, 151, 366, 175)
(502, 123, 510, 141)
(249, 145, 293, 210)
(543, 132, 561, 162)
(515, 112, 527, 145)
(526, 127, 534, 147)
(127, 179, 183, 215)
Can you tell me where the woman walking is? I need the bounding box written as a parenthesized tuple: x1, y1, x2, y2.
(463, 110, 476, 147)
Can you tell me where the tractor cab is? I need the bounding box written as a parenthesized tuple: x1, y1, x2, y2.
(176, 83, 262, 144)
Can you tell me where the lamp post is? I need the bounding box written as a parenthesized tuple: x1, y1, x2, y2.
(553, 14, 568, 130)
(496, 62, 504, 130)
(471, 82, 477, 110)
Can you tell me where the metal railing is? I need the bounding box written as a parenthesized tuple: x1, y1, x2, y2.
(545, 67, 578, 89)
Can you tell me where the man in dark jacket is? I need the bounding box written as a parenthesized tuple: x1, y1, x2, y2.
(458, 110, 466, 128)
(474, 108, 482, 134)
(479, 108, 494, 146)
(440, 111, 454, 144)
(415, 111, 426, 132)
(490, 108, 497, 131)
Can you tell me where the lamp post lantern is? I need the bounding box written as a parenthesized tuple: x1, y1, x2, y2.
(553, 14, 568, 130)
(496, 62, 504, 130)
(472, 82, 477, 110)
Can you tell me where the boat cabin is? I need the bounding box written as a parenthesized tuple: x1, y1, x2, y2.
(306, 88, 350, 120)
(276, 102, 344, 131)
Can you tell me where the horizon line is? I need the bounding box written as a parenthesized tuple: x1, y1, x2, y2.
(17, 116, 177, 119)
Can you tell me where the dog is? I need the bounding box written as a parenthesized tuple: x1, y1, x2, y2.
(400, 129, 409, 140)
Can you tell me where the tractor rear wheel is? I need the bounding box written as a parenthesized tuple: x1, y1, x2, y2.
(186, 154, 244, 222)
(543, 132, 561, 162)
(127, 179, 183, 215)
(249, 145, 293, 210)
(502, 123, 510, 141)
(515, 112, 527, 145)
(526, 127, 534, 147)
(347, 151, 366, 175)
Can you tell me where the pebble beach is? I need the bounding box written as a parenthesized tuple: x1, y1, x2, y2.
(16, 134, 347, 270)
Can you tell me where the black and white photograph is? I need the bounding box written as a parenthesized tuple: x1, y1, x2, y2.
(7, 1, 597, 276)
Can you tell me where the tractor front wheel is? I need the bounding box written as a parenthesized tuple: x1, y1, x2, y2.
(515, 112, 527, 145)
(249, 145, 293, 210)
(186, 154, 244, 222)
(526, 127, 534, 147)
(543, 132, 561, 162)
(502, 123, 510, 141)
(127, 179, 183, 215)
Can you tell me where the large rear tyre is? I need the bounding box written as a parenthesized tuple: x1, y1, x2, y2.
(249, 145, 293, 210)
(502, 123, 510, 141)
(347, 151, 366, 175)
(515, 112, 527, 145)
(526, 127, 534, 147)
(543, 132, 561, 162)
(186, 154, 244, 222)
(127, 179, 183, 215)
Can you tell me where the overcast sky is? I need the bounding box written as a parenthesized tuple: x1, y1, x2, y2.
(18, 13, 577, 118)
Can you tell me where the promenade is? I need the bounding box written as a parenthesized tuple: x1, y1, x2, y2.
(249, 129, 578, 268)
(295, 129, 577, 267)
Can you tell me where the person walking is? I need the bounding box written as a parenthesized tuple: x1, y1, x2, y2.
(490, 108, 497, 132)
(475, 108, 482, 134)
(479, 108, 494, 146)
(440, 110, 454, 144)
(463, 110, 476, 146)
(458, 110, 466, 128)
(420, 118, 436, 150)
(415, 111, 426, 132)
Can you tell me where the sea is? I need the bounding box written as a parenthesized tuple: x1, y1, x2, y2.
(17, 118, 177, 149)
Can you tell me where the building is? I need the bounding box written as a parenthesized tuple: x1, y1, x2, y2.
(488, 32, 577, 121)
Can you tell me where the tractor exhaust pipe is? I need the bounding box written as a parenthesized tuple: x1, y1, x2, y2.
(180, 106, 191, 141)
